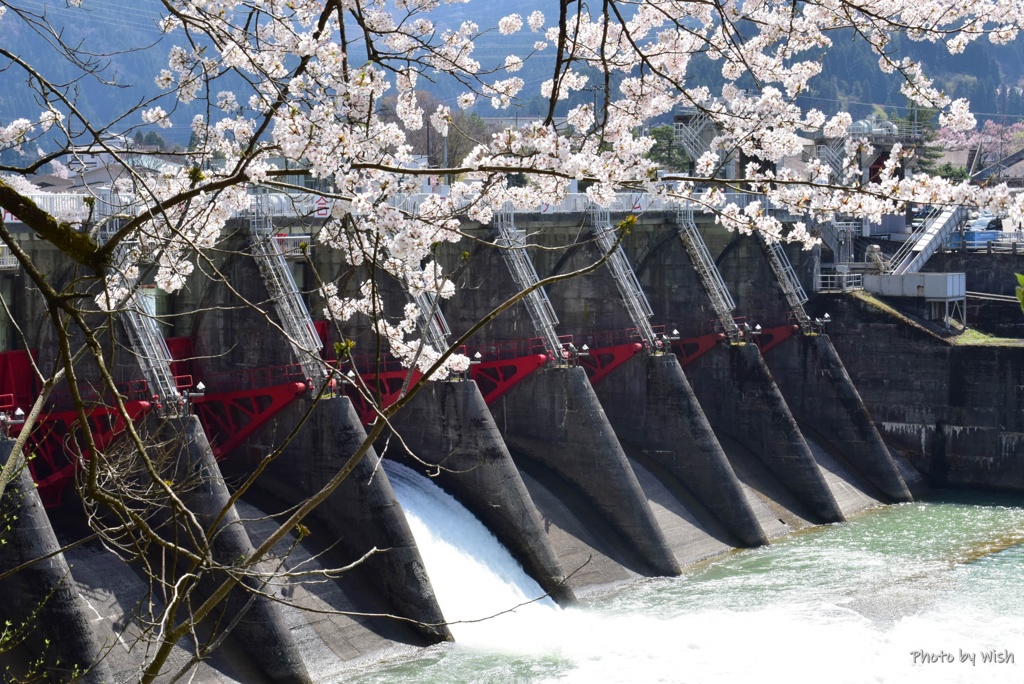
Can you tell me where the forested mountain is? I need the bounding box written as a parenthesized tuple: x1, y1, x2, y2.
(1, 0, 1023, 154)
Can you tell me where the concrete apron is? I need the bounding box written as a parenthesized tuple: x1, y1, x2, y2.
(762, 334, 913, 506)
(488, 365, 681, 582)
(684, 343, 846, 526)
(378, 379, 577, 606)
(0, 441, 114, 684)
(591, 352, 770, 554)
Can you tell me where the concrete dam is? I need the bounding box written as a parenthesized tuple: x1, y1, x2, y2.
(0, 192, 985, 683)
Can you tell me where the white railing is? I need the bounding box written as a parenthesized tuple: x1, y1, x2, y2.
(0, 244, 17, 271)
(6, 188, 825, 228)
(275, 234, 313, 258)
(815, 271, 864, 292)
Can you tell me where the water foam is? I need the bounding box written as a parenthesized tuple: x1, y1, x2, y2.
(377, 468, 1024, 684)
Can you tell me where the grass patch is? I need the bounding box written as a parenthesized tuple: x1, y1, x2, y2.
(852, 291, 1024, 347)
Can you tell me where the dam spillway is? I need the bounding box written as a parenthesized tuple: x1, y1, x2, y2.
(2, 192, 1016, 680)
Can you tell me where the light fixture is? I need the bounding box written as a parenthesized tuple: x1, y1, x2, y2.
(754, 324, 762, 331)
(474, 351, 482, 359)
(823, 313, 831, 322)
(14, 407, 25, 417)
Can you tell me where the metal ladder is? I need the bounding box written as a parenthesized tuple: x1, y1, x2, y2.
(494, 203, 564, 359)
(110, 244, 183, 414)
(758, 234, 811, 329)
(121, 291, 183, 413)
(675, 203, 741, 340)
(589, 206, 657, 347)
(249, 195, 326, 389)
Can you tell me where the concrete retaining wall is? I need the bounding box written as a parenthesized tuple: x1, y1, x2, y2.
(824, 293, 1024, 490)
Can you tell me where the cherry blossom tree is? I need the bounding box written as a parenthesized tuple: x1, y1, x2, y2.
(0, 0, 1022, 679)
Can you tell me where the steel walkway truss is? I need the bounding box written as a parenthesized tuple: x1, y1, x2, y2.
(890, 206, 967, 276)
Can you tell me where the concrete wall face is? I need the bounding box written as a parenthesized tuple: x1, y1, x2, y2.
(827, 294, 1024, 490)
(190, 229, 298, 378)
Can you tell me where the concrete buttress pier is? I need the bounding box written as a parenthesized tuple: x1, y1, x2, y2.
(593, 353, 769, 548)
(157, 415, 311, 683)
(436, 220, 682, 586)
(626, 213, 844, 529)
(491, 365, 681, 579)
(377, 379, 577, 605)
(713, 232, 910, 508)
(184, 228, 452, 655)
(684, 343, 845, 524)
(232, 396, 451, 645)
(0, 442, 113, 684)
(521, 211, 769, 553)
(763, 334, 912, 503)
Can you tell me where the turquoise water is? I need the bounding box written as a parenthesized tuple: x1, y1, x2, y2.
(351, 480, 1024, 684)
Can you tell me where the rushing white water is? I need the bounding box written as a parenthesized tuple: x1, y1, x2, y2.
(366, 473, 1024, 684)
(383, 461, 560, 648)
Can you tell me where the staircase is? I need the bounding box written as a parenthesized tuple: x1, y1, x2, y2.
(675, 203, 741, 340)
(494, 203, 564, 359)
(589, 206, 657, 347)
(674, 109, 714, 161)
(411, 290, 451, 356)
(121, 292, 183, 413)
(249, 196, 326, 389)
(815, 138, 847, 183)
(890, 206, 967, 275)
(109, 243, 183, 415)
(758, 234, 811, 329)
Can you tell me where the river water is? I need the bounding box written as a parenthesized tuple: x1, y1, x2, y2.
(358, 464, 1024, 683)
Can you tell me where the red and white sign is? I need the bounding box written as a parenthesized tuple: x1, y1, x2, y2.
(315, 196, 329, 218)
